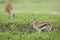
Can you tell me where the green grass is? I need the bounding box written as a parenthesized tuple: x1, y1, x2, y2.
(0, 13, 60, 40)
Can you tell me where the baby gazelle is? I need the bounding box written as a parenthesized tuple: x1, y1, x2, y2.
(29, 19, 52, 32)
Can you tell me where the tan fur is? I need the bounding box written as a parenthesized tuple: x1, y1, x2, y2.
(35, 22, 51, 28)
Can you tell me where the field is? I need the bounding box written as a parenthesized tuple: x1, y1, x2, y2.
(0, 0, 60, 40)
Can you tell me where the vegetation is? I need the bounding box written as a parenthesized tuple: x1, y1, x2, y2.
(0, 13, 60, 40)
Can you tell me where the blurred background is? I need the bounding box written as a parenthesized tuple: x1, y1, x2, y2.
(0, 0, 60, 14)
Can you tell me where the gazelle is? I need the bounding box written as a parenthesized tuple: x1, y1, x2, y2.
(5, 4, 15, 18)
(29, 19, 52, 32)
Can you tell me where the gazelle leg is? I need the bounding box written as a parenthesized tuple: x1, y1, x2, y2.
(45, 28, 49, 32)
(38, 29, 41, 32)
(49, 25, 52, 32)
(35, 28, 41, 32)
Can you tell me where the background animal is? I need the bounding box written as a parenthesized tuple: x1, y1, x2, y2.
(5, 4, 14, 18)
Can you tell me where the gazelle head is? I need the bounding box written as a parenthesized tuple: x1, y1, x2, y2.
(29, 18, 36, 25)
